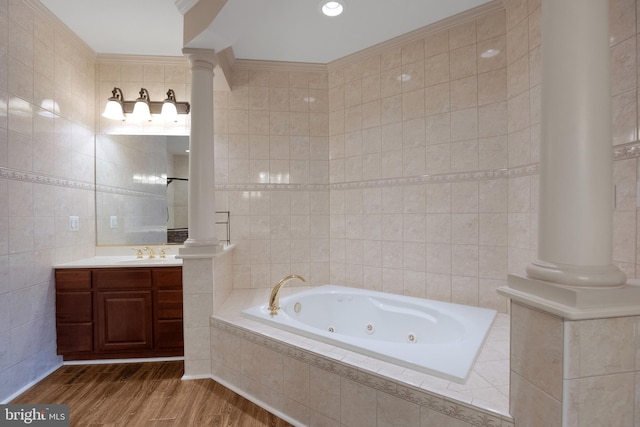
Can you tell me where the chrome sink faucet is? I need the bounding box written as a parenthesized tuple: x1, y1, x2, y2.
(269, 274, 306, 316)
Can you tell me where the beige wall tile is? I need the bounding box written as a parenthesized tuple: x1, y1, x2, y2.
(424, 52, 450, 87)
(511, 303, 563, 400)
(612, 89, 638, 145)
(340, 378, 377, 426)
(565, 317, 636, 378)
(424, 31, 449, 58)
(564, 373, 635, 426)
(611, 36, 636, 96)
(309, 366, 341, 420)
(510, 371, 561, 427)
(450, 76, 478, 111)
(450, 45, 478, 80)
(377, 391, 421, 426)
(478, 69, 507, 106)
(449, 21, 477, 50)
(506, 18, 528, 65)
(610, 0, 636, 46)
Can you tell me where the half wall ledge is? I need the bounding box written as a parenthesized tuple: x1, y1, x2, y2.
(498, 275, 640, 320)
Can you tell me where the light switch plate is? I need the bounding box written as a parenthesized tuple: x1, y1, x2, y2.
(69, 215, 79, 231)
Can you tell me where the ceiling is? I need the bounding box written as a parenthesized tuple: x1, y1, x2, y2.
(39, 0, 492, 64)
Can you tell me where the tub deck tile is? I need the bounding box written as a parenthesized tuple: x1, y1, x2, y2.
(213, 289, 514, 425)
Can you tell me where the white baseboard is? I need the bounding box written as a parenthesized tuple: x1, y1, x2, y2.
(180, 373, 212, 380)
(63, 356, 184, 365)
(1, 362, 63, 404)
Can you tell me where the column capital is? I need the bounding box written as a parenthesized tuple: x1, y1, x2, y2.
(182, 48, 217, 70)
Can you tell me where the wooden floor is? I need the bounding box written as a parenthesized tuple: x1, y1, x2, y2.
(12, 361, 293, 427)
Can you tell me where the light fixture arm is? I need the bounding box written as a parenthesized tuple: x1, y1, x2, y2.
(110, 87, 124, 102)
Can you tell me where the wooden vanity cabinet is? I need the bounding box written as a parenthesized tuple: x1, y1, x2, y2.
(55, 267, 183, 360)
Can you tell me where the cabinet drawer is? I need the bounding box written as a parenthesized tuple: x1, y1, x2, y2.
(156, 290, 183, 319)
(155, 319, 183, 349)
(55, 269, 91, 290)
(152, 267, 182, 289)
(56, 292, 92, 322)
(94, 269, 152, 289)
(57, 323, 93, 353)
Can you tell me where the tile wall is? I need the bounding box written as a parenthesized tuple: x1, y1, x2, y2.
(212, 0, 640, 316)
(0, 0, 95, 402)
(213, 66, 333, 289)
(209, 5, 514, 312)
(2, 0, 640, 408)
(326, 8, 511, 313)
(609, 0, 640, 277)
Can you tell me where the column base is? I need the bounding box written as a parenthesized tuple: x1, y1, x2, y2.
(184, 237, 221, 248)
(498, 274, 640, 320)
(526, 259, 627, 288)
(178, 243, 232, 259)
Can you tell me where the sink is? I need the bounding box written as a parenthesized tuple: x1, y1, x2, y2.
(117, 256, 179, 265)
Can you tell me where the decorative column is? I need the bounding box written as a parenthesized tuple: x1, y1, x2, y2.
(525, 0, 625, 288)
(183, 48, 219, 247)
(498, 0, 640, 425)
(179, 48, 234, 380)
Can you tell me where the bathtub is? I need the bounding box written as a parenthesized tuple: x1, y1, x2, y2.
(242, 285, 496, 383)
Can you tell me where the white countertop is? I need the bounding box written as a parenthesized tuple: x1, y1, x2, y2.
(54, 255, 182, 268)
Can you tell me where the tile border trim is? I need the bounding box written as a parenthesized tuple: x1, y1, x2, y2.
(211, 316, 515, 427)
(614, 140, 640, 161)
(0, 167, 94, 191)
(7, 141, 640, 192)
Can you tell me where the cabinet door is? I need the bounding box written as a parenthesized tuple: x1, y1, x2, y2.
(95, 290, 153, 352)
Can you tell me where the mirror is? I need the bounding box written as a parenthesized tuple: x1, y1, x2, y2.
(95, 134, 189, 246)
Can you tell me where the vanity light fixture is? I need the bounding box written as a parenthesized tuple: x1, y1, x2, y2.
(102, 87, 126, 120)
(102, 87, 190, 121)
(161, 89, 179, 121)
(132, 88, 152, 121)
(321, 1, 344, 17)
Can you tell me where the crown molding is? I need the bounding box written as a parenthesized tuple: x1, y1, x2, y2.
(96, 54, 189, 66)
(328, 0, 504, 69)
(232, 59, 327, 72)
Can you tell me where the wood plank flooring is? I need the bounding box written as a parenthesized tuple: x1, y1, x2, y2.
(11, 361, 294, 427)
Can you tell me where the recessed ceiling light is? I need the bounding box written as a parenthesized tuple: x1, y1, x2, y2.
(321, 1, 344, 17)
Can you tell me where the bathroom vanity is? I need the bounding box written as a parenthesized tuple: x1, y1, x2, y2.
(54, 258, 183, 360)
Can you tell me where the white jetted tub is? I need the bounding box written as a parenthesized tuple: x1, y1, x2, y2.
(242, 285, 497, 383)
